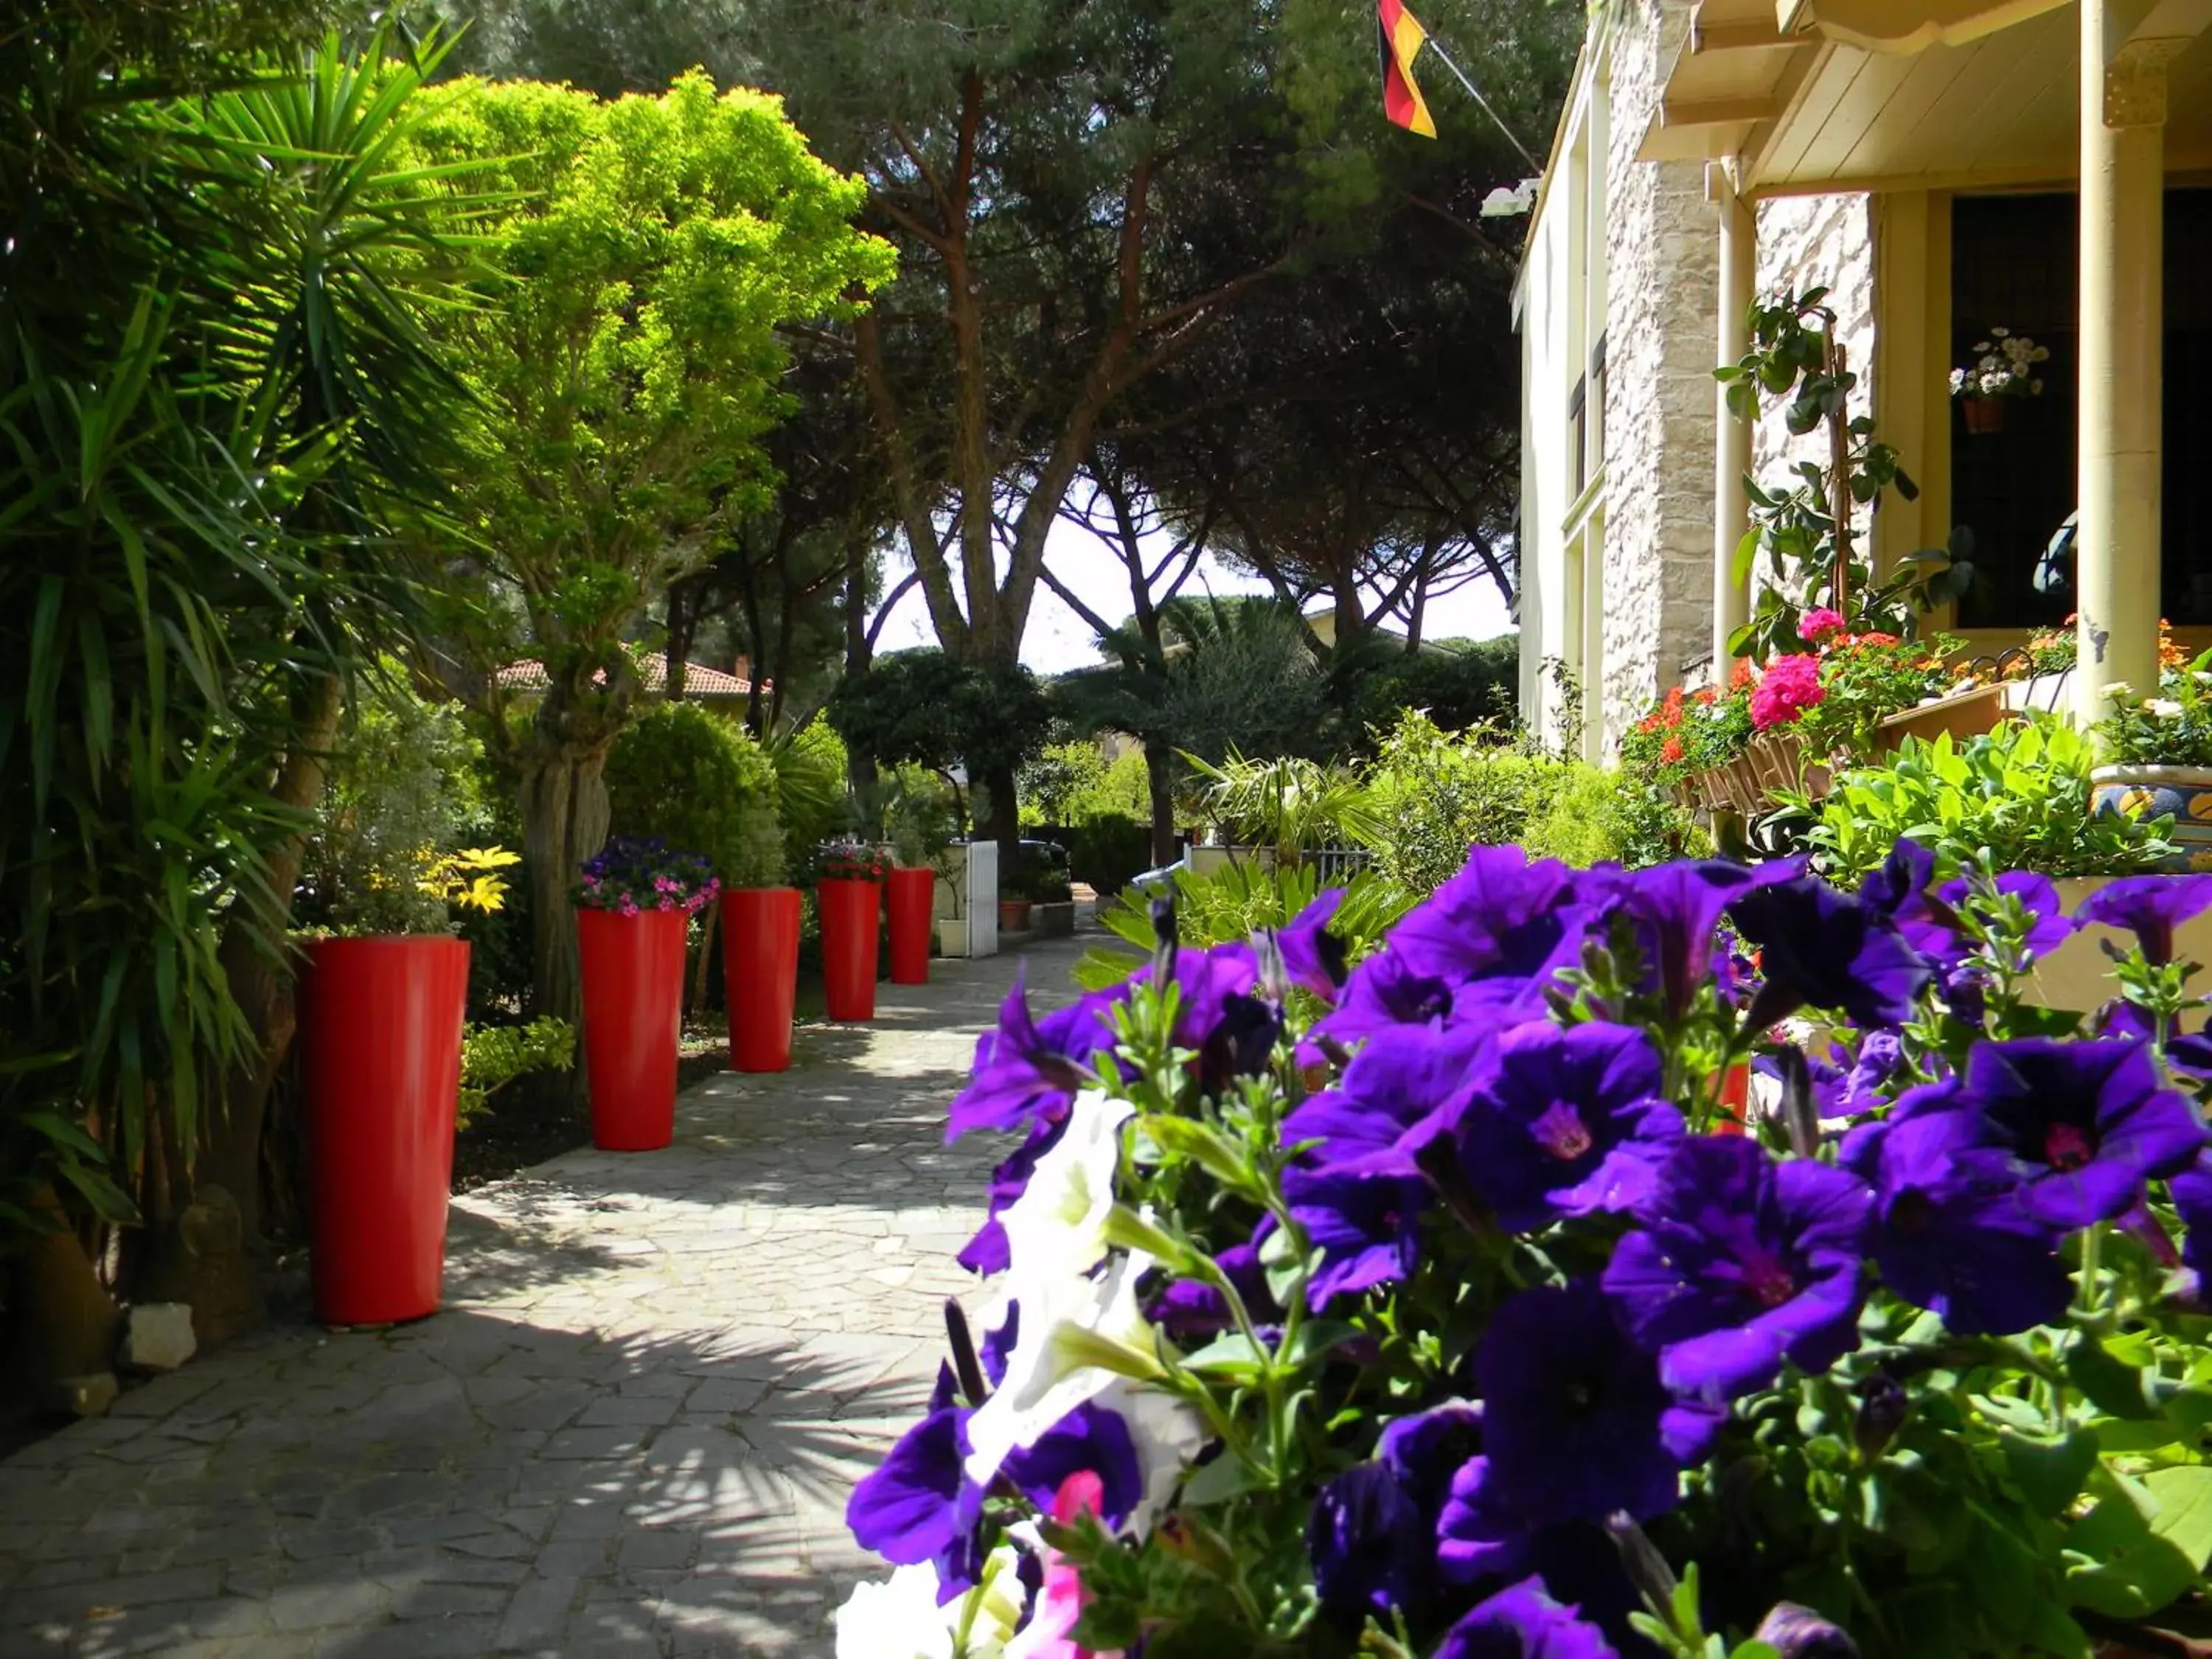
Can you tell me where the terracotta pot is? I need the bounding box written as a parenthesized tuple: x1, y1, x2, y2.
(998, 897, 1034, 934)
(1961, 394, 2007, 434)
(2090, 765, 2212, 874)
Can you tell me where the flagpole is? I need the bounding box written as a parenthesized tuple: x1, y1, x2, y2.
(1417, 36, 1543, 173)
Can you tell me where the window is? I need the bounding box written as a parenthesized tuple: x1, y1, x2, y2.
(1949, 189, 2212, 627)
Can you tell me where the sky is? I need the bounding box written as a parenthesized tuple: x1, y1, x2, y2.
(870, 513, 1518, 672)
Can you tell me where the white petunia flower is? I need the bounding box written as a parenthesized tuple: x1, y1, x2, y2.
(834, 1545, 1028, 1659)
(2149, 698, 2185, 719)
(999, 1089, 1133, 1285)
(1093, 1378, 1208, 1537)
(964, 1248, 1163, 1488)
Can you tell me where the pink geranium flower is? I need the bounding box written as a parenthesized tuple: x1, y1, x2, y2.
(1798, 608, 1846, 644)
(1751, 653, 1826, 730)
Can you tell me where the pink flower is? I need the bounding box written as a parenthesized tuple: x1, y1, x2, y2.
(619, 900, 639, 917)
(1750, 653, 1826, 730)
(1011, 1471, 1122, 1659)
(1799, 608, 1846, 644)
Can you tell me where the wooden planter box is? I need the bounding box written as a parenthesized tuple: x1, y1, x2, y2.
(1683, 729, 1830, 815)
(1877, 681, 2010, 750)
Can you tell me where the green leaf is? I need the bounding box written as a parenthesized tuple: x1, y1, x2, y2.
(2003, 1427, 2098, 1515)
(2144, 1465, 2212, 1570)
(2070, 1334, 2161, 1420)
(1178, 1451, 1262, 1507)
(1181, 1333, 1266, 1379)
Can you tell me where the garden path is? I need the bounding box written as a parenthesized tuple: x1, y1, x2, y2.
(0, 936, 1085, 1659)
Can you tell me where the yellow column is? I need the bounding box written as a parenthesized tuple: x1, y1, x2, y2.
(1713, 169, 1756, 676)
(2073, 0, 2174, 727)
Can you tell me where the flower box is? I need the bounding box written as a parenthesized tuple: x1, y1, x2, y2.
(1876, 681, 2010, 750)
(1033, 900, 1076, 939)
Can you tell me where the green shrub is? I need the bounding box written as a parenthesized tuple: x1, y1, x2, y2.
(1351, 635, 1517, 739)
(1787, 714, 2176, 883)
(605, 701, 785, 887)
(302, 665, 496, 936)
(457, 1017, 575, 1129)
(1077, 860, 1413, 992)
(768, 715, 853, 867)
(1022, 740, 1152, 827)
(1355, 710, 1700, 891)
(1064, 817, 1154, 896)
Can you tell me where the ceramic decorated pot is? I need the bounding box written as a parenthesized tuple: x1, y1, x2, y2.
(2090, 765, 2212, 872)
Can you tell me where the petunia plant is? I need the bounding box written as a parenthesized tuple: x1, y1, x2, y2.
(838, 838, 2212, 1659)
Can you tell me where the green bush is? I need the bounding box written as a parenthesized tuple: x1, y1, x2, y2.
(1063, 817, 1154, 896)
(605, 701, 785, 888)
(1351, 635, 1517, 739)
(1787, 714, 2176, 883)
(1355, 710, 1700, 891)
(458, 1017, 575, 1129)
(302, 665, 497, 936)
(1021, 740, 1152, 827)
(768, 715, 854, 868)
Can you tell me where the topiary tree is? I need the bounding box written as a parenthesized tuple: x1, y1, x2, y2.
(826, 650, 1051, 855)
(605, 702, 785, 889)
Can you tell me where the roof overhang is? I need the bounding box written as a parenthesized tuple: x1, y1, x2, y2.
(1646, 0, 2212, 192)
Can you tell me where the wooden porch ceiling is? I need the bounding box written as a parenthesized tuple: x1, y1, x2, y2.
(1643, 0, 2212, 192)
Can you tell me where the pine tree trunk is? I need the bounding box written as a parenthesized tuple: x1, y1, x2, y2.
(1145, 742, 1178, 866)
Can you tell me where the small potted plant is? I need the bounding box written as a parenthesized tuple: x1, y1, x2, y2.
(1950, 324, 2048, 434)
(574, 838, 719, 1152)
(300, 844, 516, 1326)
(2091, 645, 2212, 872)
(995, 855, 1036, 937)
(883, 774, 957, 986)
(815, 838, 886, 1020)
(718, 808, 799, 1074)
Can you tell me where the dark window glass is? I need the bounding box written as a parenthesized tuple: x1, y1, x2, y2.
(1947, 188, 2212, 627)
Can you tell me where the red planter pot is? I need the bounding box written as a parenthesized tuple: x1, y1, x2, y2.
(723, 888, 801, 1073)
(885, 866, 936, 986)
(302, 934, 470, 1326)
(818, 877, 882, 1021)
(1711, 1063, 1752, 1137)
(577, 906, 687, 1152)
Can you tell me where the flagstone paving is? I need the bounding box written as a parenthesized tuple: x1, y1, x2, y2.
(0, 937, 1087, 1659)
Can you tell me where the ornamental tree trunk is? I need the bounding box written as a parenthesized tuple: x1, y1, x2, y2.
(126, 669, 344, 1346)
(516, 728, 616, 1035)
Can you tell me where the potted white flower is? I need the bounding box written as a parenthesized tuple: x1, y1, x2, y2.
(1950, 324, 2048, 434)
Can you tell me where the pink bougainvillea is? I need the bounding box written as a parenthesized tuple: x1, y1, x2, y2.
(1798, 608, 1846, 644)
(1751, 653, 1826, 730)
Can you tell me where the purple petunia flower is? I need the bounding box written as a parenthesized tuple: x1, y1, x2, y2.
(1283, 1164, 1430, 1307)
(844, 1364, 1142, 1604)
(1905, 1039, 2208, 1231)
(2075, 875, 2212, 966)
(1756, 1604, 1863, 1659)
(1390, 846, 1581, 984)
(1416, 1023, 1684, 1234)
(1308, 1461, 1428, 1627)
(1283, 1023, 1491, 1175)
(1582, 859, 1765, 1020)
(1321, 947, 1461, 1045)
(1152, 1239, 1275, 1340)
(1274, 888, 1352, 1004)
(1307, 1402, 1486, 1626)
(945, 980, 1121, 1144)
(1433, 1575, 1621, 1659)
(1729, 873, 1933, 1031)
(1602, 1137, 1871, 1402)
(1458, 1280, 1722, 1531)
(2170, 1152, 2212, 1280)
(1844, 1102, 2072, 1335)
(1857, 838, 1937, 920)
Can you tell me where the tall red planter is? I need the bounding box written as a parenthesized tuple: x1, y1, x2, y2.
(302, 934, 470, 1326)
(885, 866, 936, 986)
(577, 907, 687, 1151)
(723, 887, 801, 1073)
(818, 877, 881, 1021)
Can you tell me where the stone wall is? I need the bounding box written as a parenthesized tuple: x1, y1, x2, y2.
(1750, 192, 1879, 588)
(1597, 1, 1719, 751)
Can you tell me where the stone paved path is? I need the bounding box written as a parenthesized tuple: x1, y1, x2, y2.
(0, 938, 1086, 1659)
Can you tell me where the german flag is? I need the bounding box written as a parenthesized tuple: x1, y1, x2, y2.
(1378, 0, 1436, 138)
